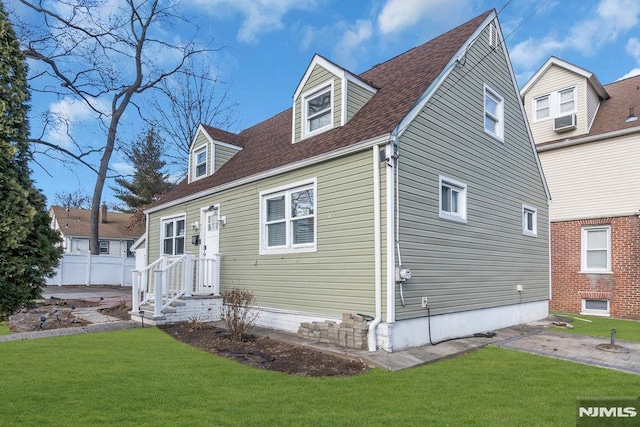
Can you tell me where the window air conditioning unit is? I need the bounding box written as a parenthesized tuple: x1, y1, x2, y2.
(553, 114, 577, 132)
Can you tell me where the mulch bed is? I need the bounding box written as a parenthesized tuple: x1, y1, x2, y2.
(160, 323, 370, 377)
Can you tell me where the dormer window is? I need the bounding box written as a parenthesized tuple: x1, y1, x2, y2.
(302, 84, 333, 138)
(194, 147, 207, 179)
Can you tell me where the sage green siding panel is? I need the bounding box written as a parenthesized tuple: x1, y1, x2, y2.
(294, 65, 341, 143)
(395, 23, 549, 320)
(214, 144, 239, 172)
(191, 132, 210, 179)
(346, 81, 374, 122)
(149, 150, 381, 317)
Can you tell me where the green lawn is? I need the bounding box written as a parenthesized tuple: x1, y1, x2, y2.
(552, 313, 640, 342)
(0, 322, 9, 336)
(0, 328, 638, 426)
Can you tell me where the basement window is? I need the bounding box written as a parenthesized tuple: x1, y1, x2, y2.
(581, 299, 610, 317)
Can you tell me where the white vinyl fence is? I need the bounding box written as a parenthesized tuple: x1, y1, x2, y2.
(47, 252, 135, 286)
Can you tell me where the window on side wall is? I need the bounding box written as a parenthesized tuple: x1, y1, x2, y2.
(193, 147, 207, 179)
(260, 181, 316, 254)
(162, 216, 186, 256)
(303, 86, 332, 138)
(484, 85, 504, 141)
(581, 226, 611, 273)
(99, 240, 109, 254)
(581, 299, 610, 316)
(439, 176, 467, 223)
(522, 204, 537, 237)
(534, 95, 549, 120)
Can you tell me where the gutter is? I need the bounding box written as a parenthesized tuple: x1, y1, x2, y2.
(537, 125, 640, 152)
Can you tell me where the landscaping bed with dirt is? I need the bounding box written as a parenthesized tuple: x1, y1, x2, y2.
(160, 323, 369, 377)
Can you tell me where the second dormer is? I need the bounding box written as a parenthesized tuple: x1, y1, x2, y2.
(188, 124, 243, 183)
(521, 57, 609, 145)
(292, 55, 377, 143)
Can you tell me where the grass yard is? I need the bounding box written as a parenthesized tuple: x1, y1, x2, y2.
(0, 328, 639, 426)
(0, 322, 9, 335)
(552, 313, 640, 342)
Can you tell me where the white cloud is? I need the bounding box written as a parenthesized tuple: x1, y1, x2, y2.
(111, 162, 135, 176)
(618, 68, 640, 80)
(511, 0, 640, 71)
(335, 20, 373, 68)
(627, 38, 640, 61)
(194, 0, 318, 44)
(47, 98, 110, 149)
(377, 0, 471, 35)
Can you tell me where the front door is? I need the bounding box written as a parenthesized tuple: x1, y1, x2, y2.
(199, 208, 220, 291)
(203, 209, 220, 257)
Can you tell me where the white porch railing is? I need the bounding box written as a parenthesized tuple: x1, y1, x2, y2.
(131, 252, 221, 318)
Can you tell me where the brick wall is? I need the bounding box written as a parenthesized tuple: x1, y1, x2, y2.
(550, 215, 640, 319)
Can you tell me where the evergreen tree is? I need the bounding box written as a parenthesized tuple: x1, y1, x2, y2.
(0, 2, 61, 320)
(112, 128, 174, 213)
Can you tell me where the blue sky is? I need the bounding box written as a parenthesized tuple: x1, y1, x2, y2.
(7, 0, 640, 207)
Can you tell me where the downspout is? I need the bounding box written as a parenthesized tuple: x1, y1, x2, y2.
(386, 138, 397, 324)
(368, 145, 383, 351)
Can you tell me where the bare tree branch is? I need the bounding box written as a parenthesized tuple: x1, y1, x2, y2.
(13, 0, 216, 254)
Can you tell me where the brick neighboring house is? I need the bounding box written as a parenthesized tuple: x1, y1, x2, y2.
(49, 204, 144, 257)
(521, 57, 640, 319)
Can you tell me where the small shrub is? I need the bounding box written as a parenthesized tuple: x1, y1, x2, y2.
(188, 316, 205, 331)
(221, 288, 259, 341)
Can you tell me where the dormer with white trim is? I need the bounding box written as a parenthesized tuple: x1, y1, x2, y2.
(292, 55, 377, 143)
(187, 124, 243, 183)
(521, 57, 609, 145)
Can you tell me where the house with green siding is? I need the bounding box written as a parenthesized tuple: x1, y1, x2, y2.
(132, 9, 551, 352)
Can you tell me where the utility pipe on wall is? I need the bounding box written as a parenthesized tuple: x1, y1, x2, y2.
(368, 145, 383, 351)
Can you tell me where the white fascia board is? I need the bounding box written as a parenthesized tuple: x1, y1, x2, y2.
(537, 125, 640, 152)
(146, 133, 391, 214)
(393, 11, 497, 137)
(520, 56, 608, 99)
(211, 139, 243, 151)
(293, 55, 345, 100)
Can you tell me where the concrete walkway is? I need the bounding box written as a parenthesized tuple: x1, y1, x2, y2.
(2, 286, 638, 375)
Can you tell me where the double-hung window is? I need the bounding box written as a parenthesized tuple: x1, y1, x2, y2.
(534, 95, 550, 120)
(303, 85, 332, 137)
(532, 87, 576, 121)
(194, 147, 207, 179)
(581, 226, 611, 273)
(99, 240, 109, 254)
(260, 181, 316, 254)
(558, 88, 575, 114)
(162, 216, 186, 256)
(522, 204, 537, 237)
(439, 176, 467, 223)
(484, 85, 504, 140)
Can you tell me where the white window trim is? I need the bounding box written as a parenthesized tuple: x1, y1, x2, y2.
(438, 175, 467, 224)
(580, 225, 611, 274)
(581, 299, 610, 317)
(160, 213, 187, 256)
(259, 178, 317, 255)
(301, 82, 334, 140)
(522, 204, 537, 237)
(484, 84, 504, 141)
(99, 240, 109, 254)
(192, 145, 208, 181)
(531, 86, 577, 122)
(533, 95, 550, 121)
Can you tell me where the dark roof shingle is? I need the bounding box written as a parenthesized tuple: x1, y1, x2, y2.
(153, 10, 492, 207)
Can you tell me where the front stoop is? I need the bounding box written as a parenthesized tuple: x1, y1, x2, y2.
(130, 295, 223, 326)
